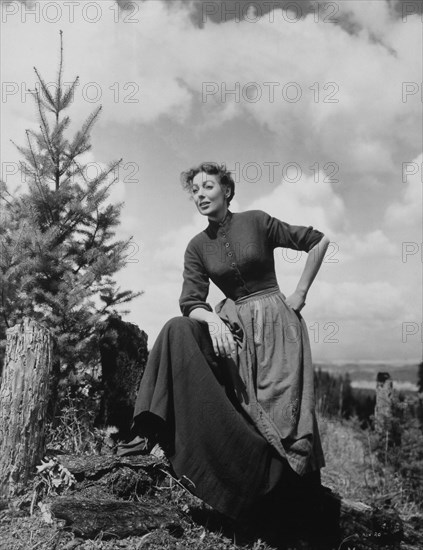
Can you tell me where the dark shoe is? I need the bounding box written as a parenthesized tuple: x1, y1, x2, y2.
(116, 435, 150, 457)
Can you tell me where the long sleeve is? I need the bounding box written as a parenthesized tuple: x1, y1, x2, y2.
(179, 239, 213, 317)
(264, 211, 324, 253)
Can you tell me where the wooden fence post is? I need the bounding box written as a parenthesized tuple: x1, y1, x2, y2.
(375, 371, 394, 441)
(0, 318, 52, 498)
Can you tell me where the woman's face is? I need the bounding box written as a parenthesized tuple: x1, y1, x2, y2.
(191, 171, 228, 221)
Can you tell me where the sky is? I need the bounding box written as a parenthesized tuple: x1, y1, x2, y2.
(0, 0, 422, 363)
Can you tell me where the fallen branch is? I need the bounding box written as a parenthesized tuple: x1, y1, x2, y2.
(50, 496, 183, 539)
(57, 453, 166, 480)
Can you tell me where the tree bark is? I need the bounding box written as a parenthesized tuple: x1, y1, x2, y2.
(97, 313, 148, 440)
(375, 372, 394, 434)
(0, 318, 52, 498)
(50, 497, 183, 539)
(375, 371, 400, 448)
(58, 453, 165, 480)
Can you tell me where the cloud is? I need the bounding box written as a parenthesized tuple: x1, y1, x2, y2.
(246, 170, 346, 233)
(340, 230, 397, 262)
(2, 0, 421, 361)
(385, 153, 423, 228)
(312, 280, 407, 322)
(2, 0, 421, 187)
(333, 0, 399, 39)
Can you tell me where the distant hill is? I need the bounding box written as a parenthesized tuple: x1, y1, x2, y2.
(314, 360, 420, 392)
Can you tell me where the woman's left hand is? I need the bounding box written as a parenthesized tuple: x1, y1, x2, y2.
(285, 291, 306, 312)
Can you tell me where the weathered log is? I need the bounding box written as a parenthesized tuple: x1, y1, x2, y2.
(338, 496, 403, 547)
(0, 318, 52, 498)
(402, 515, 423, 547)
(258, 488, 403, 550)
(50, 491, 405, 547)
(50, 496, 183, 539)
(58, 453, 167, 480)
(97, 313, 148, 440)
(49, 453, 407, 548)
(55, 453, 168, 499)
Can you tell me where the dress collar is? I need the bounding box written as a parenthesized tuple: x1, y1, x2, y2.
(207, 210, 233, 230)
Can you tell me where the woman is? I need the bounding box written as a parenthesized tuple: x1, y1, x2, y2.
(132, 162, 330, 533)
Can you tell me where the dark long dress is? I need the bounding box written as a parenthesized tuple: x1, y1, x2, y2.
(133, 209, 325, 521)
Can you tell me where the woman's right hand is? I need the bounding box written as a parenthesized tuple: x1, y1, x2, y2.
(188, 309, 237, 358)
(206, 314, 238, 358)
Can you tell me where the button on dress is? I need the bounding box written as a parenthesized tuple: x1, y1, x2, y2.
(134, 209, 325, 521)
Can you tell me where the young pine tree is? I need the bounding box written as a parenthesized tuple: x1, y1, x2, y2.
(0, 31, 141, 388)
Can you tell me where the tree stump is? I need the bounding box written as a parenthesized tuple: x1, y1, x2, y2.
(375, 372, 395, 443)
(97, 313, 148, 440)
(0, 318, 52, 498)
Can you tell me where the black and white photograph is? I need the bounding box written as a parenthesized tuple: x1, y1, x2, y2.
(0, 1, 422, 549)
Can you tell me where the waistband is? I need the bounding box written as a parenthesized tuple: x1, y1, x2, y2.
(235, 285, 281, 305)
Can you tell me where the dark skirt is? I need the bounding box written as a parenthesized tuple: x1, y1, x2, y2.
(133, 316, 321, 522)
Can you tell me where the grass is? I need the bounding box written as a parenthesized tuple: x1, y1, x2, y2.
(318, 413, 421, 520)
(0, 447, 284, 550)
(1, 408, 422, 550)
(0, 491, 282, 550)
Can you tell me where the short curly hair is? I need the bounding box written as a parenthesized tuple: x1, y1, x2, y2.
(180, 162, 235, 206)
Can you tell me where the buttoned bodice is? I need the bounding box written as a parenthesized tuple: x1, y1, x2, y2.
(179, 209, 324, 316)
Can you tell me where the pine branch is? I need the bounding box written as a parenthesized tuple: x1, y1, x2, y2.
(33, 88, 51, 137)
(28, 82, 56, 114)
(96, 159, 123, 199)
(52, 116, 71, 144)
(61, 77, 79, 110)
(69, 157, 91, 186)
(36, 94, 59, 173)
(33, 67, 56, 111)
(98, 288, 143, 313)
(10, 139, 39, 169)
(0, 183, 14, 207)
(50, 188, 99, 246)
(72, 214, 101, 274)
(59, 152, 84, 186)
(56, 30, 64, 117)
(0, 180, 15, 202)
(24, 130, 55, 225)
(69, 105, 102, 159)
(60, 157, 122, 221)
